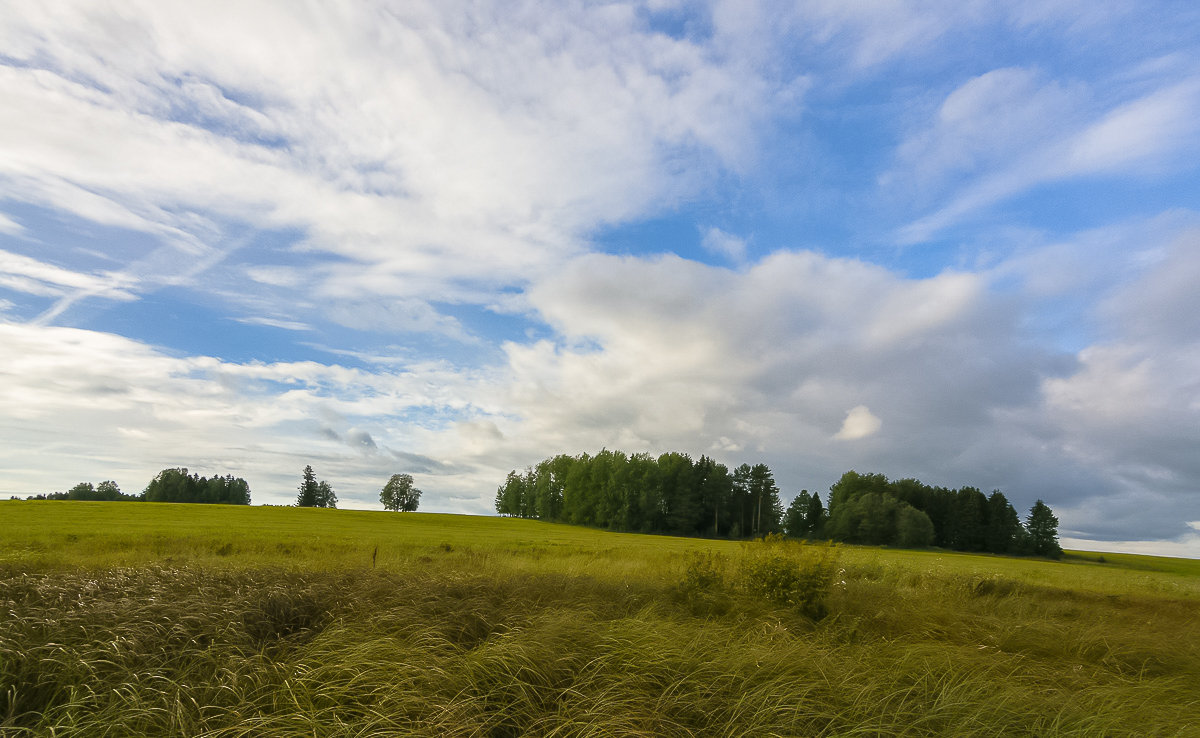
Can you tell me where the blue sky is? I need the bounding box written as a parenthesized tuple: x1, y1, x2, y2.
(2, 1, 1200, 555)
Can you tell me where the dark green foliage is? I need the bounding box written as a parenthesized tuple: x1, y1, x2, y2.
(1026, 499, 1063, 558)
(947, 486, 988, 551)
(143, 468, 251, 504)
(784, 490, 812, 538)
(64, 480, 138, 501)
(807, 491, 826, 536)
(316, 481, 337, 509)
(381, 473, 422, 512)
(296, 466, 336, 508)
(824, 470, 1056, 555)
(986, 490, 1023, 554)
(895, 505, 936, 548)
(826, 491, 933, 547)
(496, 450, 783, 538)
(27, 481, 138, 502)
(297, 465, 319, 507)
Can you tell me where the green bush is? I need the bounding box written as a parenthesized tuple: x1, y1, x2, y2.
(740, 536, 839, 619)
(678, 550, 730, 614)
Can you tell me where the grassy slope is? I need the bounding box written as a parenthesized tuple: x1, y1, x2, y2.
(2, 501, 1198, 736)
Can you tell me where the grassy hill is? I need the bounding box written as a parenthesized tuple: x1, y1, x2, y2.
(2, 501, 1198, 735)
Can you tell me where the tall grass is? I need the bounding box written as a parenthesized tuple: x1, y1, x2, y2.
(1, 501, 1198, 735)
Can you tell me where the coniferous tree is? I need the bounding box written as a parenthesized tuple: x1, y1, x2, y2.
(784, 490, 812, 538)
(806, 491, 826, 537)
(1026, 499, 1062, 558)
(985, 490, 1021, 553)
(297, 465, 320, 507)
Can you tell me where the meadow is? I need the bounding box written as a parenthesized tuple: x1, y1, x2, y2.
(1, 501, 1198, 736)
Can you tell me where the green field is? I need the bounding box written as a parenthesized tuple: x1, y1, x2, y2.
(2, 501, 1198, 736)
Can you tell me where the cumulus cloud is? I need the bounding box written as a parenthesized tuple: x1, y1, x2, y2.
(1032, 229, 1200, 540)
(835, 405, 882, 440)
(511, 250, 1052, 488)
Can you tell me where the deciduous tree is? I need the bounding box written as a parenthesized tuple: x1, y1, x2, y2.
(383, 473, 421, 512)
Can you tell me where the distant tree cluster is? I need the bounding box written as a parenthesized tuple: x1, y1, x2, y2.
(17, 464, 425, 511)
(23, 470, 251, 505)
(496, 455, 1062, 557)
(496, 450, 784, 538)
(144, 468, 252, 504)
(25, 480, 138, 502)
(296, 465, 337, 508)
(822, 471, 1061, 557)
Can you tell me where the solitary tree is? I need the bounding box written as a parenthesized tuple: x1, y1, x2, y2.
(1026, 499, 1062, 558)
(382, 473, 422, 512)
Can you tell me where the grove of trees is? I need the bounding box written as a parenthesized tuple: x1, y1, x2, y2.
(822, 470, 1061, 557)
(496, 454, 1062, 557)
(143, 468, 252, 505)
(495, 450, 784, 538)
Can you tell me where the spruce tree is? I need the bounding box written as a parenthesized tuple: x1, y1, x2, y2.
(297, 465, 320, 507)
(1026, 499, 1062, 558)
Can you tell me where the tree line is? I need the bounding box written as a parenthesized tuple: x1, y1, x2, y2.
(496, 450, 785, 538)
(497, 451, 1061, 557)
(15, 465, 425, 512)
(20, 468, 252, 505)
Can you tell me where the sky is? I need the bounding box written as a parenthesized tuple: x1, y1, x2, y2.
(2, 1, 1199, 556)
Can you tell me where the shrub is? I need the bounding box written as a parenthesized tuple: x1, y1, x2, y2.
(740, 536, 839, 619)
(678, 550, 730, 615)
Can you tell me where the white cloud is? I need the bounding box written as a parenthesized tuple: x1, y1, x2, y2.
(0, 249, 138, 302)
(895, 71, 1200, 243)
(700, 226, 748, 262)
(0, 212, 23, 235)
(835, 405, 882, 440)
(0, 1, 780, 319)
(0, 321, 490, 506)
(234, 316, 311, 331)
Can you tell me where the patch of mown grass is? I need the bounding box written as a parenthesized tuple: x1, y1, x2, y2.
(1, 501, 1199, 735)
